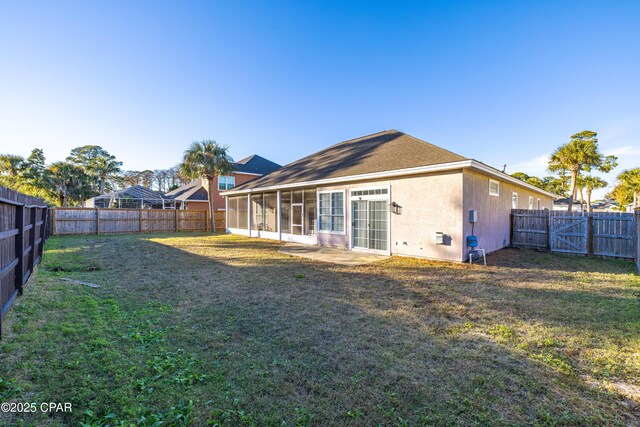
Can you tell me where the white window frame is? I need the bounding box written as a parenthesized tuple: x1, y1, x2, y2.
(528, 196, 534, 209)
(318, 190, 346, 235)
(218, 175, 235, 191)
(511, 192, 518, 209)
(489, 179, 500, 197)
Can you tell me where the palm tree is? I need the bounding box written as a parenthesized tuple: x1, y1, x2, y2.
(581, 175, 607, 213)
(66, 145, 122, 195)
(617, 168, 640, 209)
(180, 140, 234, 232)
(575, 176, 586, 212)
(0, 154, 25, 176)
(548, 131, 617, 211)
(93, 155, 122, 195)
(45, 162, 92, 206)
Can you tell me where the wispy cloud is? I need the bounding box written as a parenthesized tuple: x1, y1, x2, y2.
(604, 145, 640, 157)
(505, 153, 550, 177)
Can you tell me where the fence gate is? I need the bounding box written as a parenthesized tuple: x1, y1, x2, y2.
(592, 212, 636, 258)
(549, 211, 588, 255)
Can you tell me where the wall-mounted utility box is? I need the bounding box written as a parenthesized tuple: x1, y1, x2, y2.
(435, 232, 445, 245)
(469, 210, 478, 223)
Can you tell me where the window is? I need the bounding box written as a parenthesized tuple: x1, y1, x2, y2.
(528, 196, 534, 209)
(489, 179, 500, 196)
(218, 175, 235, 191)
(512, 192, 518, 209)
(537, 198, 541, 209)
(319, 191, 344, 233)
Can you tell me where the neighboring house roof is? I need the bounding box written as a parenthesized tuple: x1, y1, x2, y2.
(165, 181, 208, 201)
(90, 185, 171, 201)
(553, 197, 584, 206)
(222, 130, 557, 198)
(590, 199, 619, 210)
(233, 154, 281, 175)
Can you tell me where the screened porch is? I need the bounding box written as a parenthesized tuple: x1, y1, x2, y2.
(226, 188, 318, 243)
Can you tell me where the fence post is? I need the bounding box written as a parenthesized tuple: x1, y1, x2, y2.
(509, 211, 514, 247)
(29, 207, 37, 276)
(38, 208, 47, 260)
(545, 209, 551, 251)
(587, 214, 594, 257)
(15, 204, 24, 295)
(139, 209, 143, 233)
(95, 208, 100, 235)
(51, 208, 56, 236)
(174, 209, 178, 232)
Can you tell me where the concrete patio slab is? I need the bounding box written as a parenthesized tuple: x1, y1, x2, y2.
(278, 243, 387, 266)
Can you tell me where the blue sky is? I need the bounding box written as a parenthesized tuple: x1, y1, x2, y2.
(1, 1, 638, 198)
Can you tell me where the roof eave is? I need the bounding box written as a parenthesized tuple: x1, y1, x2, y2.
(221, 159, 559, 199)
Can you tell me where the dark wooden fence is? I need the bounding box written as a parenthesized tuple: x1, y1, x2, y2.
(50, 208, 226, 235)
(511, 209, 637, 262)
(0, 185, 49, 339)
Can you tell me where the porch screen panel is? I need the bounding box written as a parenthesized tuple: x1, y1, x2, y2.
(305, 191, 316, 235)
(280, 191, 291, 233)
(251, 194, 264, 230)
(263, 192, 277, 232)
(228, 196, 238, 228)
(238, 196, 248, 229)
(291, 205, 302, 235)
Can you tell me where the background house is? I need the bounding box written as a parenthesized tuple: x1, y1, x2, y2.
(85, 185, 183, 209)
(166, 154, 280, 210)
(221, 130, 556, 262)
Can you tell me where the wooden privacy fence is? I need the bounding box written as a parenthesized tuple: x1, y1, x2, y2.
(511, 209, 637, 261)
(51, 208, 226, 235)
(0, 185, 48, 339)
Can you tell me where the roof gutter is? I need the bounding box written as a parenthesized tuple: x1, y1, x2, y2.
(221, 159, 558, 199)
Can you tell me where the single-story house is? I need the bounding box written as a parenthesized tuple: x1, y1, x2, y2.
(553, 197, 585, 212)
(220, 130, 556, 262)
(85, 185, 183, 209)
(165, 154, 281, 211)
(590, 199, 619, 212)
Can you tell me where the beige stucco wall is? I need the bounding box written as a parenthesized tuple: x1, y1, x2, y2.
(317, 170, 465, 261)
(227, 167, 554, 263)
(462, 170, 554, 257)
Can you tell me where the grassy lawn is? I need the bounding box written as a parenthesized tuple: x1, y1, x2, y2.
(0, 233, 639, 426)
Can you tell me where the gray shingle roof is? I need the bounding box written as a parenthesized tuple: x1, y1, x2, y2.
(231, 130, 468, 191)
(93, 185, 170, 201)
(164, 181, 207, 201)
(233, 155, 281, 175)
